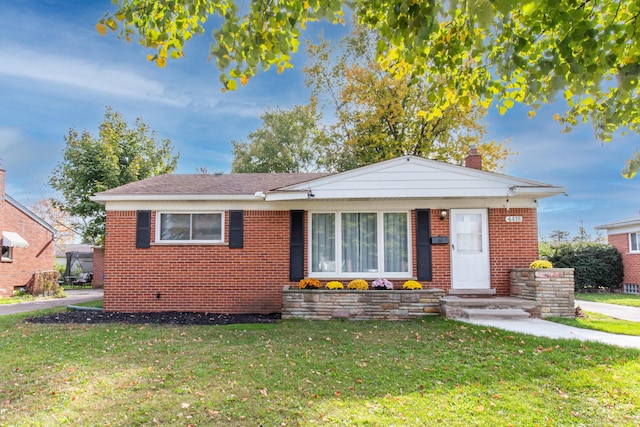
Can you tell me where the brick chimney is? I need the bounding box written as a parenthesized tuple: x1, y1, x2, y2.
(464, 145, 482, 170)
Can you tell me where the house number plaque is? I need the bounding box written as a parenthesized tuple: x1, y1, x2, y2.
(505, 216, 523, 223)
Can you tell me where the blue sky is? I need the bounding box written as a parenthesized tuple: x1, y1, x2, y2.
(1, 1, 638, 239)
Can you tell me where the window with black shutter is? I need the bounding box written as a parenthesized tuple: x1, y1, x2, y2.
(290, 210, 305, 281)
(228, 210, 244, 249)
(415, 209, 433, 281)
(136, 210, 151, 249)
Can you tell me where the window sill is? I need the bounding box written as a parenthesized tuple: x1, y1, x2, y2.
(1, 258, 13, 263)
(152, 242, 227, 246)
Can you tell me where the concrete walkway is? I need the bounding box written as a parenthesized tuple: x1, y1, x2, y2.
(460, 300, 640, 350)
(0, 288, 103, 316)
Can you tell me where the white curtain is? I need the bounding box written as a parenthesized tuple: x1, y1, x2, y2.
(384, 213, 408, 272)
(312, 213, 336, 272)
(342, 213, 377, 272)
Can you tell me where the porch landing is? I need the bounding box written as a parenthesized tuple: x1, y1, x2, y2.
(440, 295, 541, 319)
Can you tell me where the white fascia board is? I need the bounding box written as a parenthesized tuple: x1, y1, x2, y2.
(101, 196, 539, 212)
(508, 186, 566, 197)
(595, 216, 640, 231)
(264, 191, 310, 201)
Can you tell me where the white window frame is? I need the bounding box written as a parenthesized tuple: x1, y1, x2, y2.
(1, 246, 13, 262)
(309, 210, 412, 279)
(155, 211, 225, 244)
(630, 232, 640, 253)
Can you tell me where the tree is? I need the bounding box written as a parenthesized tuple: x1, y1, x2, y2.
(548, 229, 571, 243)
(304, 30, 510, 171)
(30, 199, 78, 244)
(231, 102, 332, 172)
(100, 1, 640, 177)
(50, 107, 179, 244)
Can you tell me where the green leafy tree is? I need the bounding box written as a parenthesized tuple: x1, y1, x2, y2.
(304, 29, 511, 171)
(100, 1, 640, 177)
(50, 107, 179, 244)
(231, 102, 332, 172)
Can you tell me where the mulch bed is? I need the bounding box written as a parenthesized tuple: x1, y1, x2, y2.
(25, 311, 281, 325)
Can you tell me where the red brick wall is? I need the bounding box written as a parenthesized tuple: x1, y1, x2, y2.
(104, 207, 540, 312)
(92, 247, 105, 287)
(0, 202, 55, 296)
(608, 233, 640, 285)
(415, 208, 538, 296)
(104, 210, 295, 313)
(488, 208, 539, 295)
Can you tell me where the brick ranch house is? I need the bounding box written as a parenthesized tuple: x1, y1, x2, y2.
(91, 153, 565, 314)
(0, 169, 57, 297)
(596, 215, 640, 293)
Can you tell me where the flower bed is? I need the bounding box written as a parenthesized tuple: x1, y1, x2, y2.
(281, 286, 445, 320)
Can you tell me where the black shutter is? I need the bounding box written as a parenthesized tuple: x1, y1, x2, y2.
(289, 210, 305, 281)
(136, 210, 151, 249)
(416, 209, 432, 281)
(228, 210, 244, 249)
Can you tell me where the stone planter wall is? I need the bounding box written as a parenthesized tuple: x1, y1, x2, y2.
(510, 268, 575, 318)
(282, 287, 445, 320)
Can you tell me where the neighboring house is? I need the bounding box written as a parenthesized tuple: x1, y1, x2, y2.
(0, 170, 57, 296)
(596, 215, 640, 293)
(91, 151, 565, 314)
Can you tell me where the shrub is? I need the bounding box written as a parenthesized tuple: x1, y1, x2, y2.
(326, 281, 344, 290)
(529, 260, 553, 269)
(347, 279, 369, 290)
(402, 280, 422, 290)
(545, 243, 623, 292)
(371, 278, 393, 289)
(298, 278, 322, 289)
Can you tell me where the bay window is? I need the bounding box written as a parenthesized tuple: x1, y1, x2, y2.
(158, 212, 223, 243)
(311, 211, 410, 277)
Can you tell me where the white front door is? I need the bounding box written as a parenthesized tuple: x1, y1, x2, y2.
(450, 209, 490, 289)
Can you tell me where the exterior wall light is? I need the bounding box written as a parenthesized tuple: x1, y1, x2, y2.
(440, 210, 447, 220)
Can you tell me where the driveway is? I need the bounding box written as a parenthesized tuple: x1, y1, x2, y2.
(0, 288, 103, 316)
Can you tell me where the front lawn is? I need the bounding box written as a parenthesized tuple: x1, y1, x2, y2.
(0, 309, 639, 426)
(549, 311, 640, 337)
(576, 292, 640, 307)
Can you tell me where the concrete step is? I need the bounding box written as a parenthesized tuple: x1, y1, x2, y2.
(461, 308, 531, 320)
(448, 288, 497, 297)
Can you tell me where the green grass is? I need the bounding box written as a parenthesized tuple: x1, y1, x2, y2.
(0, 311, 639, 426)
(549, 311, 640, 336)
(576, 292, 640, 307)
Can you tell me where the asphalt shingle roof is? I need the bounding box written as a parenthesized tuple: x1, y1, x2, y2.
(96, 173, 332, 196)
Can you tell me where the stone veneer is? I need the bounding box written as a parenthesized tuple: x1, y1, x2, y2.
(281, 287, 445, 320)
(510, 268, 575, 318)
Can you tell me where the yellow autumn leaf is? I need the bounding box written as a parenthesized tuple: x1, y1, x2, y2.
(95, 22, 108, 36)
(146, 54, 154, 62)
(156, 57, 167, 68)
(528, 110, 536, 118)
(240, 75, 248, 86)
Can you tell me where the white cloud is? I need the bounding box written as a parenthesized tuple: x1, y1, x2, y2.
(0, 46, 189, 108)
